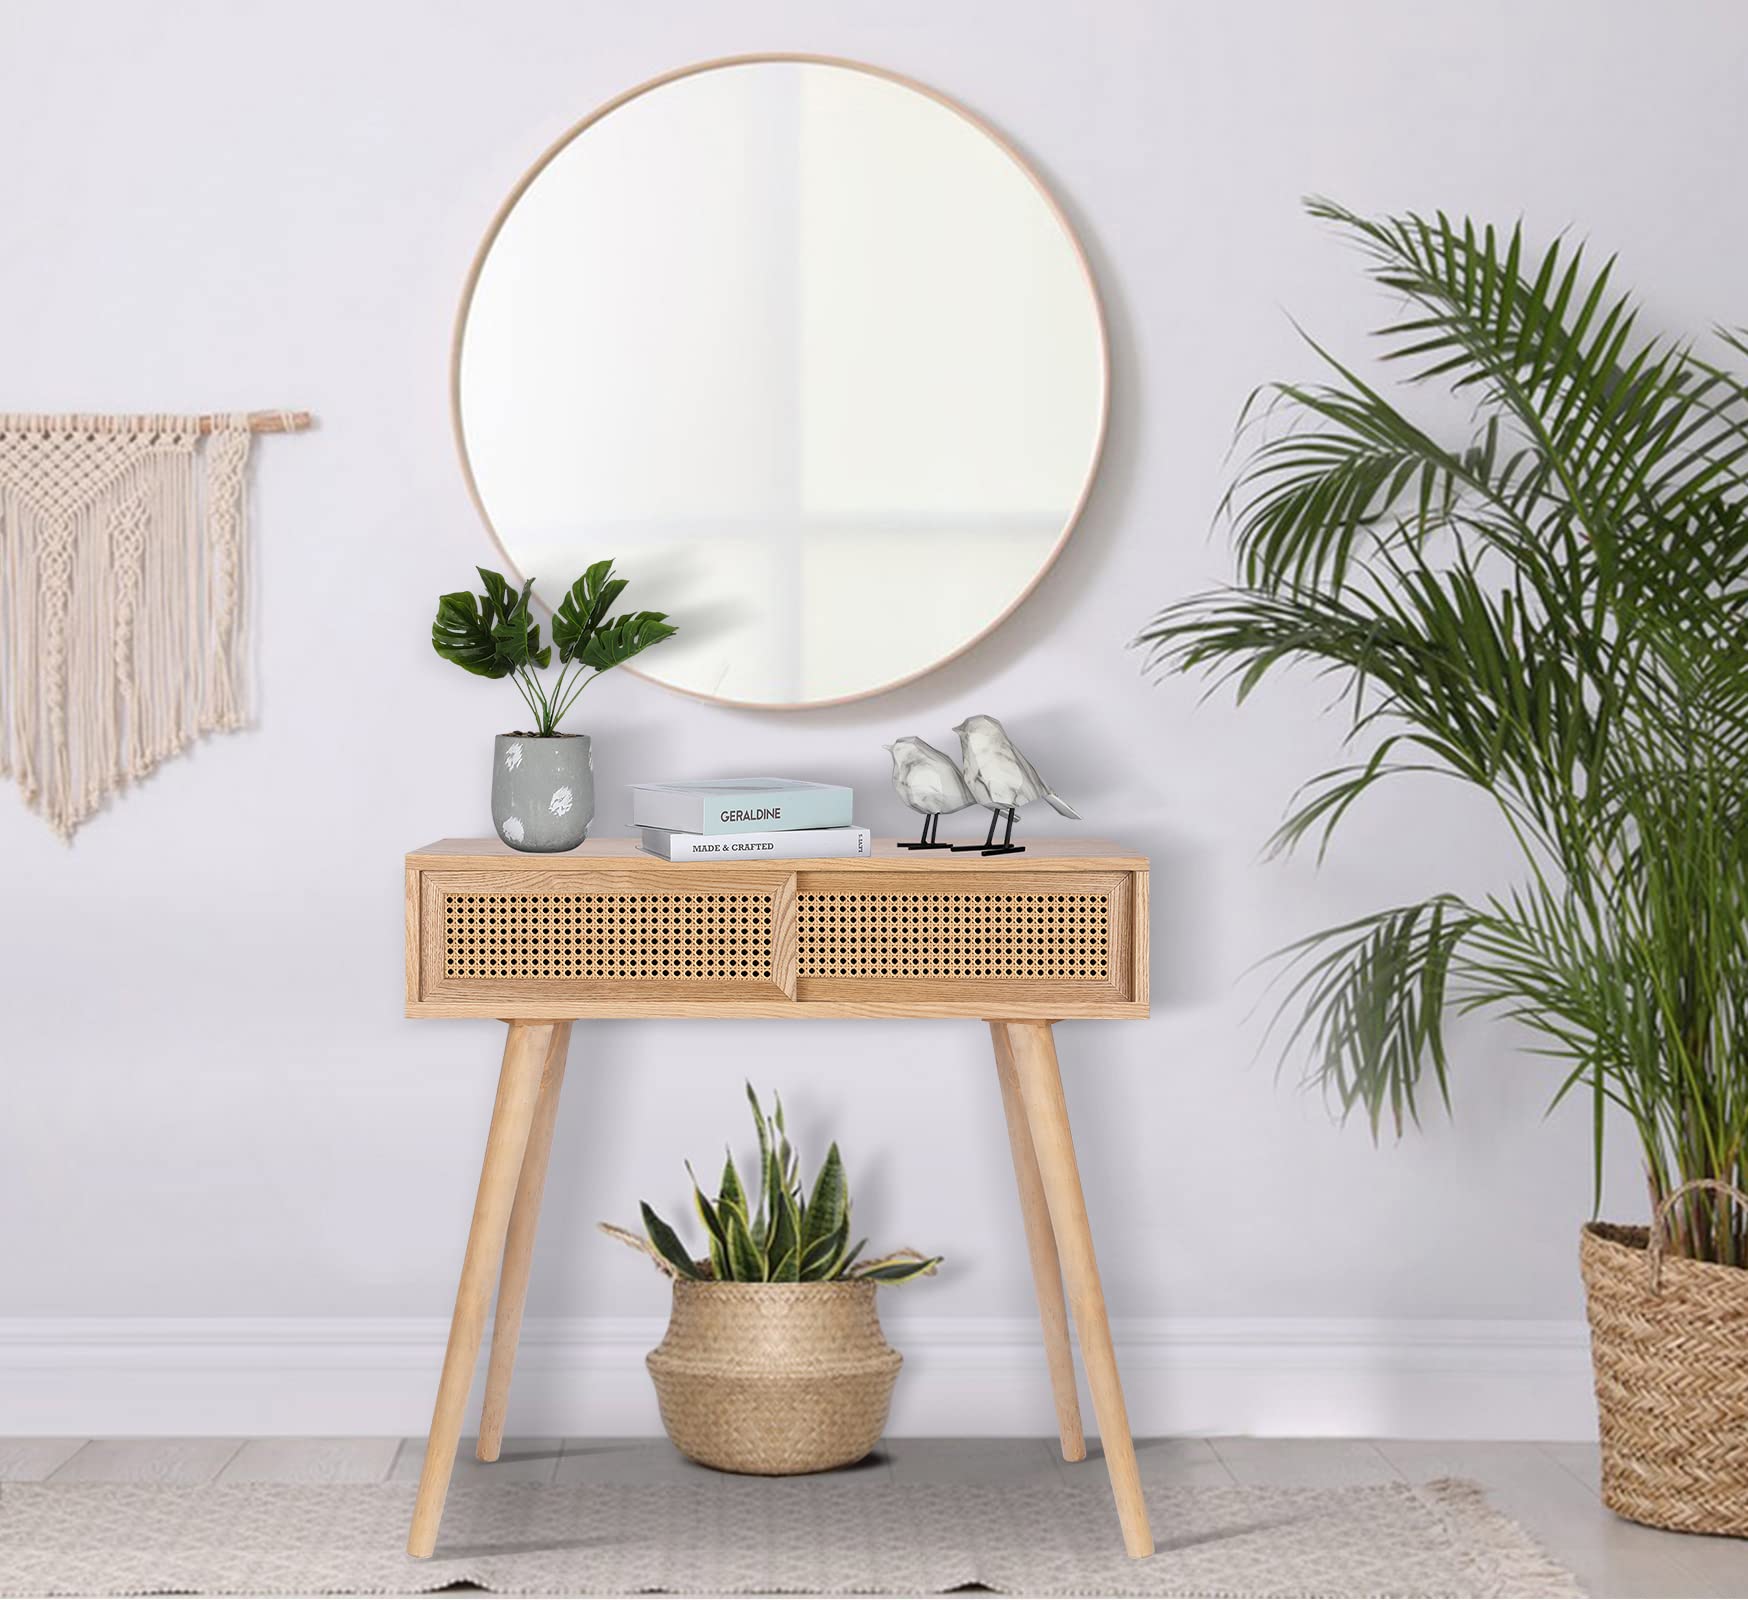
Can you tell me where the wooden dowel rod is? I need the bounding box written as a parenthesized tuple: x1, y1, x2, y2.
(0, 412, 312, 436)
(197, 411, 313, 434)
(232, 410, 313, 433)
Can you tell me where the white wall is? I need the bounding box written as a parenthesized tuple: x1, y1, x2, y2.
(4, 0, 1743, 1436)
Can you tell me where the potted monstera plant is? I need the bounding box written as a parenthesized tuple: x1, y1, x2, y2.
(603, 1086, 940, 1475)
(1142, 201, 1748, 1537)
(431, 560, 676, 851)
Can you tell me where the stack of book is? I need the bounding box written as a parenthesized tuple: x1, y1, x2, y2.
(631, 778, 871, 860)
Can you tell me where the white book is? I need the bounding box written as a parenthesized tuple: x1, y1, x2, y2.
(638, 824, 873, 862)
(629, 777, 854, 835)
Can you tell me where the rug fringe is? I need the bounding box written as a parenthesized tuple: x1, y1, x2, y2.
(1412, 1477, 1585, 1598)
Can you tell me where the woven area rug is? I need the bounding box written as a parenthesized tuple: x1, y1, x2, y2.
(0, 1478, 1581, 1597)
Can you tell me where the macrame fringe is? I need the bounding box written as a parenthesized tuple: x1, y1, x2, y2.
(0, 413, 253, 840)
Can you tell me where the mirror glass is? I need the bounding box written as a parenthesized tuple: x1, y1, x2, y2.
(455, 58, 1106, 708)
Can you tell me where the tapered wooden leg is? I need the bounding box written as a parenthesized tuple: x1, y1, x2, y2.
(1005, 1020, 1154, 1560)
(406, 1021, 556, 1559)
(477, 1021, 571, 1462)
(989, 1021, 1086, 1461)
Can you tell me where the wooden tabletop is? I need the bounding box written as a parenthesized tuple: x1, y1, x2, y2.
(408, 836, 1147, 870)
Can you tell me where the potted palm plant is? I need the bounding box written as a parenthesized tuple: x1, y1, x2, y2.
(431, 559, 676, 851)
(603, 1086, 940, 1475)
(1141, 201, 1748, 1536)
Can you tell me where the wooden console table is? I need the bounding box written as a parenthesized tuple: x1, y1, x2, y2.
(403, 837, 1154, 1560)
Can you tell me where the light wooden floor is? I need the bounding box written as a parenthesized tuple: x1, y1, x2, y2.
(7, 1436, 1748, 1596)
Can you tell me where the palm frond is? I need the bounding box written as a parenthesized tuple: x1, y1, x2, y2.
(1306, 198, 1748, 538)
(1267, 898, 1477, 1136)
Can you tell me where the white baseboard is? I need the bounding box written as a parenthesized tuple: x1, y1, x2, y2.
(0, 1316, 1598, 1440)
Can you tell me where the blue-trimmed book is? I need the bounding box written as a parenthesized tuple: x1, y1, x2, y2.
(629, 778, 854, 835)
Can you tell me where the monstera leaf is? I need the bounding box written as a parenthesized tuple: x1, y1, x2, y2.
(552, 558, 629, 662)
(486, 570, 549, 670)
(432, 567, 548, 676)
(579, 610, 679, 671)
(491, 600, 549, 671)
(431, 589, 506, 677)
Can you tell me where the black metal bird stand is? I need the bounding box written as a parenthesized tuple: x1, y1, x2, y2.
(896, 813, 953, 849)
(952, 807, 1024, 855)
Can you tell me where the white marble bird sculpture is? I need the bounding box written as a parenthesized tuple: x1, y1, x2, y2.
(885, 736, 977, 849)
(952, 714, 1079, 855)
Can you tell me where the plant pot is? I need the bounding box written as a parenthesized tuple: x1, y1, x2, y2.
(492, 733, 593, 852)
(1581, 1202, 1748, 1535)
(645, 1279, 901, 1475)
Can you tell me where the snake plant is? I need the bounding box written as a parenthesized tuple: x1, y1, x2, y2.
(1141, 201, 1748, 1265)
(431, 558, 676, 736)
(603, 1085, 942, 1283)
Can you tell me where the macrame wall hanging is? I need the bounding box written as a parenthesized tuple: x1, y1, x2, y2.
(0, 410, 310, 840)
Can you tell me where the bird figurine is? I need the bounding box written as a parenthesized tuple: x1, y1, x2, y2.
(951, 714, 1080, 855)
(885, 736, 977, 849)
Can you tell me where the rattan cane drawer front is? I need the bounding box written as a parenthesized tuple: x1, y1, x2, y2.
(445, 890, 772, 981)
(798, 887, 1106, 980)
(417, 868, 791, 1006)
(792, 870, 1135, 1007)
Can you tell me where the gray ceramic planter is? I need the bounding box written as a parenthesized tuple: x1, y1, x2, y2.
(492, 733, 593, 852)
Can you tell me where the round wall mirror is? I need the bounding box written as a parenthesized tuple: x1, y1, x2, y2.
(454, 56, 1107, 709)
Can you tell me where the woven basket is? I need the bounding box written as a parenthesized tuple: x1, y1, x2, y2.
(646, 1279, 901, 1475)
(1580, 1179, 1748, 1536)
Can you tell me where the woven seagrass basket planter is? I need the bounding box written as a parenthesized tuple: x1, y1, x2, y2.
(1581, 1199, 1748, 1536)
(646, 1279, 902, 1475)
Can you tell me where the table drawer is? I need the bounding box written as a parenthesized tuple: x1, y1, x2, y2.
(414, 868, 793, 1007)
(792, 869, 1136, 1009)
